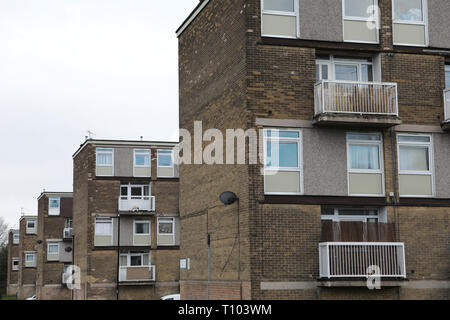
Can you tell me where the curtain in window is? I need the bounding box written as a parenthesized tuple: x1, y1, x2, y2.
(95, 220, 112, 236)
(97, 153, 112, 165)
(394, 0, 423, 21)
(263, 0, 294, 12)
(399, 146, 429, 171)
(349, 145, 380, 169)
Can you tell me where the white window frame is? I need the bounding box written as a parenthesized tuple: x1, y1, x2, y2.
(261, 0, 300, 39)
(25, 252, 36, 268)
(12, 258, 19, 271)
(48, 197, 61, 216)
(26, 219, 37, 234)
(120, 183, 151, 200)
(157, 149, 175, 178)
(94, 217, 114, 244)
(133, 220, 151, 246)
(263, 128, 303, 195)
(133, 149, 151, 177)
(96, 148, 114, 176)
(120, 252, 151, 268)
(346, 132, 385, 197)
(445, 65, 450, 89)
(157, 217, 175, 246)
(321, 207, 385, 222)
(65, 218, 73, 229)
(397, 133, 434, 198)
(342, 0, 379, 44)
(316, 55, 374, 83)
(392, 0, 428, 47)
(13, 232, 19, 245)
(47, 242, 60, 259)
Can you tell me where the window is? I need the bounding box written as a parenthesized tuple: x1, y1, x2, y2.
(264, 129, 302, 195)
(347, 133, 384, 196)
(261, 0, 299, 38)
(157, 149, 175, 177)
(26, 219, 37, 234)
(12, 258, 19, 271)
(25, 252, 36, 267)
(95, 218, 113, 236)
(392, 0, 427, 46)
(120, 252, 150, 267)
(343, 0, 378, 43)
(134, 221, 150, 235)
(321, 207, 382, 222)
(445, 65, 450, 89)
(47, 242, 60, 261)
(316, 55, 373, 82)
(134, 149, 151, 177)
(49, 197, 60, 216)
(96, 148, 114, 176)
(65, 218, 73, 229)
(157, 218, 175, 246)
(13, 232, 19, 245)
(120, 183, 150, 200)
(397, 134, 433, 197)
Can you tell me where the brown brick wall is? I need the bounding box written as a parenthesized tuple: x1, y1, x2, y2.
(18, 218, 37, 299)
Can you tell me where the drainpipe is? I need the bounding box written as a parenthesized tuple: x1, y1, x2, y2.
(71, 234, 75, 300)
(116, 215, 121, 301)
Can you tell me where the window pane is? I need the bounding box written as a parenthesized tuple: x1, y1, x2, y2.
(321, 208, 335, 215)
(27, 221, 35, 228)
(143, 254, 149, 266)
(322, 65, 329, 80)
(135, 154, 150, 166)
(266, 142, 298, 168)
(49, 199, 59, 208)
(361, 64, 373, 82)
(121, 186, 128, 196)
(97, 153, 112, 165)
(265, 130, 299, 138)
(158, 155, 172, 167)
(48, 244, 59, 253)
(394, 0, 423, 21)
(316, 64, 320, 81)
(130, 256, 142, 266)
(135, 222, 149, 234)
(143, 186, 149, 196)
(446, 67, 450, 88)
(399, 146, 429, 171)
(349, 145, 380, 170)
(348, 133, 381, 141)
(263, 0, 294, 12)
(397, 135, 430, 143)
(95, 219, 112, 236)
(338, 209, 378, 216)
(159, 221, 173, 234)
(335, 64, 358, 81)
(120, 256, 127, 267)
(345, 0, 374, 18)
(131, 187, 142, 196)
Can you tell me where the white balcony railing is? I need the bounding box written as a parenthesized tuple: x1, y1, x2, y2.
(63, 227, 73, 238)
(119, 265, 155, 282)
(444, 89, 450, 122)
(118, 196, 155, 212)
(314, 80, 398, 116)
(319, 242, 406, 279)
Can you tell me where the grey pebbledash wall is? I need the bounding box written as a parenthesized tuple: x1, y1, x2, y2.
(434, 133, 450, 199)
(428, 0, 450, 49)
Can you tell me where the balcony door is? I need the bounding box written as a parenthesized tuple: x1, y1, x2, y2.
(120, 183, 150, 201)
(316, 55, 373, 82)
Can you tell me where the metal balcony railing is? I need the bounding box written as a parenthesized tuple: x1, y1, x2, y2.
(444, 89, 450, 122)
(118, 196, 155, 212)
(119, 265, 155, 282)
(314, 80, 398, 116)
(319, 242, 406, 279)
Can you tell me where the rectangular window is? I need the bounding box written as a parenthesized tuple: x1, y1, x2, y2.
(48, 197, 60, 216)
(316, 55, 374, 82)
(120, 252, 150, 267)
(321, 207, 382, 222)
(13, 232, 19, 245)
(25, 252, 36, 267)
(12, 258, 19, 271)
(134, 149, 151, 177)
(392, 0, 427, 46)
(134, 221, 150, 235)
(120, 183, 150, 200)
(343, 0, 378, 43)
(264, 129, 302, 195)
(96, 148, 114, 176)
(47, 242, 60, 261)
(445, 65, 450, 89)
(347, 133, 384, 196)
(157, 217, 175, 246)
(261, 0, 299, 38)
(157, 149, 175, 178)
(65, 218, 73, 229)
(397, 134, 433, 197)
(26, 219, 37, 234)
(95, 218, 113, 236)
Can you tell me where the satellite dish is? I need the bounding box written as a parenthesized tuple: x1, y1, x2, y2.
(219, 192, 239, 206)
(65, 247, 72, 253)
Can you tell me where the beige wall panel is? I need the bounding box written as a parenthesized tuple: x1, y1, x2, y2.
(96, 166, 113, 176)
(393, 23, 426, 46)
(399, 174, 433, 196)
(133, 235, 151, 246)
(134, 167, 151, 177)
(94, 235, 113, 246)
(262, 14, 297, 38)
(344, 20, 378, 43)
(349, 173, 383, 195)
(157, 167, 174, 177)
(265, 171, 301, 194)
(157, 234, 175, 246)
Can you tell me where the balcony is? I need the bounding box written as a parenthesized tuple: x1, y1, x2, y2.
(119, 265, 155, 283)
(319, 242, 406, 279)
(118, 196, 155, 212)
(314, 80, 402, 127)
(442, 89, 450, 130)
(63, 227, 73, 239)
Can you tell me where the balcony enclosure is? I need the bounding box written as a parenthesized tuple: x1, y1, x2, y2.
(314, 55, 401, 127)
(118, 183, 155, 212)
(119, 252, 155, 282)
(443, 89, 450, 130)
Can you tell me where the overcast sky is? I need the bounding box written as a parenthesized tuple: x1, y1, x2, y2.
(0, 0, 198, 228)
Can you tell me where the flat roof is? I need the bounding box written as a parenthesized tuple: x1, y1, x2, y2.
(72, 139, 179, 159)
(176, 0, 210, 37)
(37, 191, 73, 201)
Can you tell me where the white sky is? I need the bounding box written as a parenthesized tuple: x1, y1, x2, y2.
(0, 0, 198, 227)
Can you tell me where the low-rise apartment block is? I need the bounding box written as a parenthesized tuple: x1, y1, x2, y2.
(6, 229, 20, 297)
(177, 0, 450, 300)
(17, 215, 38, 300)
(35, 192, 74, 300)
(72, 139, 180, 300)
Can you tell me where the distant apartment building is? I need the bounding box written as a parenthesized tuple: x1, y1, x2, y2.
(72, 139, 180, 300)
(17, 215, 38, 300)
(177, 0, 450, 300)
(6, 229, 20, 297)
(35, 192, 74, 300)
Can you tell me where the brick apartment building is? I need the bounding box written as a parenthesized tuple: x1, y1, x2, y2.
(6, 229, 20, 297)
(35, 192, 74, 300)
(177, 0, 450, 299)
(72, 139, 180, 300)
(16, 215, 38, 299)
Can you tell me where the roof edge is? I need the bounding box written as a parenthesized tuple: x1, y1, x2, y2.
(37, 192, 73, 201)
(176, 0, 211, 37)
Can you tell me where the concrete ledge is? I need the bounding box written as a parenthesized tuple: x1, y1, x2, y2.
(261, 281, 317, 290)
(318, 280, 406, 288)
(118, 281, 156, 286)
(313, 113, 402, 128)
